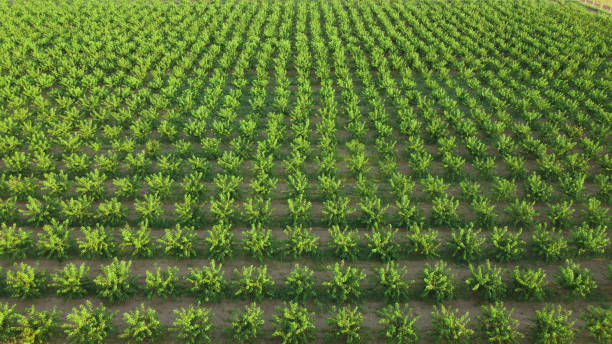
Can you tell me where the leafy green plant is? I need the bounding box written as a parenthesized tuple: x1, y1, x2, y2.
(530, 304, 575, 344)
(326, 305, 363, 344)
(51, 263, 90, 299)
(119, 221, 154, 258)
(328, 225, 360, 260)
(272, 302, 315, 344)
(448, 224, 485, 262)
(64, 301, 116, 344)
(366, 224, 399, 262)
(173, 304, 213, 344)
(77, 225, 116, 258)
(532, 224, 568, 262)
(376, 261, 414, 303)
(555, 259, 596, 299)
(284, 224, 319, 258)
(145, 265, 179, 299)
(0, 223, 32, 260)
(511, 266, 548, 301)
(18, 306, 61, 344)
(186, 261, 225, 302)
(159, 224, 198, 258)
(429, 305, 474, 344)
(206, 220, 234, 261)
(406, 223, 441, 257)
(230, 302, 263, 344)
(93, 258, 135, 303)
(476, 302, 523, 344)
(490, 226, 525, 262)
(119, 304, 162, 344)
(377, 303, 420, 344)
(285, 264, 315, 302)
(323, 260, 366, 303)
(466, 260, 506, 301)
(570, 223, 609, 256)
(242, 223, 274, 261)
(6, 263, 46, 299)
(232, 265, 274, 301)
(0, 302, 22, 341)
(581, 305, 612, 344)
(422, 261, 456, 303)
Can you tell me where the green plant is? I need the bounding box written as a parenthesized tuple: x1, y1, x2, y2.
(406, 223, 441, 257)
(532, 224, 567, 262)
(37, 219, 74, 260)
(119, 221, 154, 258)
(466, 260, 506, 301)
(376, 261, 414, 303)
(490, 226, 525, 262)
(505, 199, 538, 227)
(530, 304, 575, 344)
(230, 302, 264, 344)
(377, 303, 420, 344)
(0, 223, 32, 260)
(326, 305, 363, 344)
(476, 302, 523, 344)
(581, 305, 612, 344)
(448, 224, 485, 262)
(323, 260, 366, 303)
(284, 224, 319, 258)
(429, 305, 474, 344)
(18, 306, 61, 344)
(570, 223, 609, 256)
(285, 264, 315, 302)
(366, 224, 399, 261)
(422, 260, 456, 303)
(431, 195, 459, 227)
(77, 225, 116, 258)
(64, 301, 116, 344)
(328, 225, 360, 260)
(6, 263, 46, 299)
(232, 265, 274, 301)
(272, 302, 315, 344)
(159, 224, 198, 258)
(242, 223, 274, 261)
(206, 220, 234, 261)
(555, 259, 596, 299)
(173, 304, 213, 344)
(93, 258, 135, 303)
(119, 304, 162, 344)
(51, 263, 90, 299)
(186, 261, 225, 302)
(511, 266, 548, 301)
(145, 265, 179, 299)
(0, 302, 22, 341)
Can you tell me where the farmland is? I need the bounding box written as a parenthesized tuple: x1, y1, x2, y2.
(0, 0, 611, 342)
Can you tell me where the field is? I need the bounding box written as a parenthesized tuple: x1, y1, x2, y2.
(0, 0, 611, 343)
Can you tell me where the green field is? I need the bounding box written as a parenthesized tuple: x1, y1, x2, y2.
(0, 0, 611, 343)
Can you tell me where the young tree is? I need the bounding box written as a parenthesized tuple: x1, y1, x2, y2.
(326, 305, 363, 344)
(119, 304, 162, 344)
(377, 303, 420, 344)
(477, 302, 523, 344)
(173, 304, 213, 344)
(272, 302, 315, 344)
(429, 305, 474, 344)
(64, 301, 116, 344)
(530, 304, 575, 344)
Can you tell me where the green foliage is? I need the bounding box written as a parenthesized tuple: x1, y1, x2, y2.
(242, 223, 274, 261)
(477, 302, 523, 344)
(530, 304, 575, 344)
(232, 265, 274, 301)
(377, 303, 420, 344)
(505, 199, 538, 227)
(51, 263, 90, 299)
(421, 260, 457, 303)
(581, 305, 612, 344)
(186, 261, 225, 302)
(0, 223, 33, 260)
(429, 305, 474, 344)
(145, 265, 179, 299)
(431, 195, 459, 227)
(64, 301, 116, 344)
(230, 303, 263, 344)
(490, 226, 524, 262)
(206, 220, 234, 261)
(93, 258, 135, 303)
(173, 304, 213, 344)
(0, 302, 22, 341)
(406, 223, 441, 257)
(328, 225, 360, 260)
(326, 305, 363, 344)
(119, 221, 154, 258)
(37, 219, 74, 260)
(570, 223, 609, 256)
(366, 224, 399, 262)
(159, 224, 198, 258)
(466, 260, 506, 301)
(18, 306, 61, 344)
(6, 263, 46, 299)
(119, 304, 162, 344)
(77, 224, 116, 258)
(448, 224, 485, 262)
(532, 224, 567, 262)
(376, 261, 414, 303)
(555, 259, 596, 299)
(285, 264, 315, 302)
(284, 224, 319, 258)
(323, 195, 354, 226)
(511, 266, 548, 301)
(324, 260, 366, 303)
(272, 302, 315, 344)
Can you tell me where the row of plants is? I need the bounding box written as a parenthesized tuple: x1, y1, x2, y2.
(0, 300, 610, 344)
(0, 259, 609, 303)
